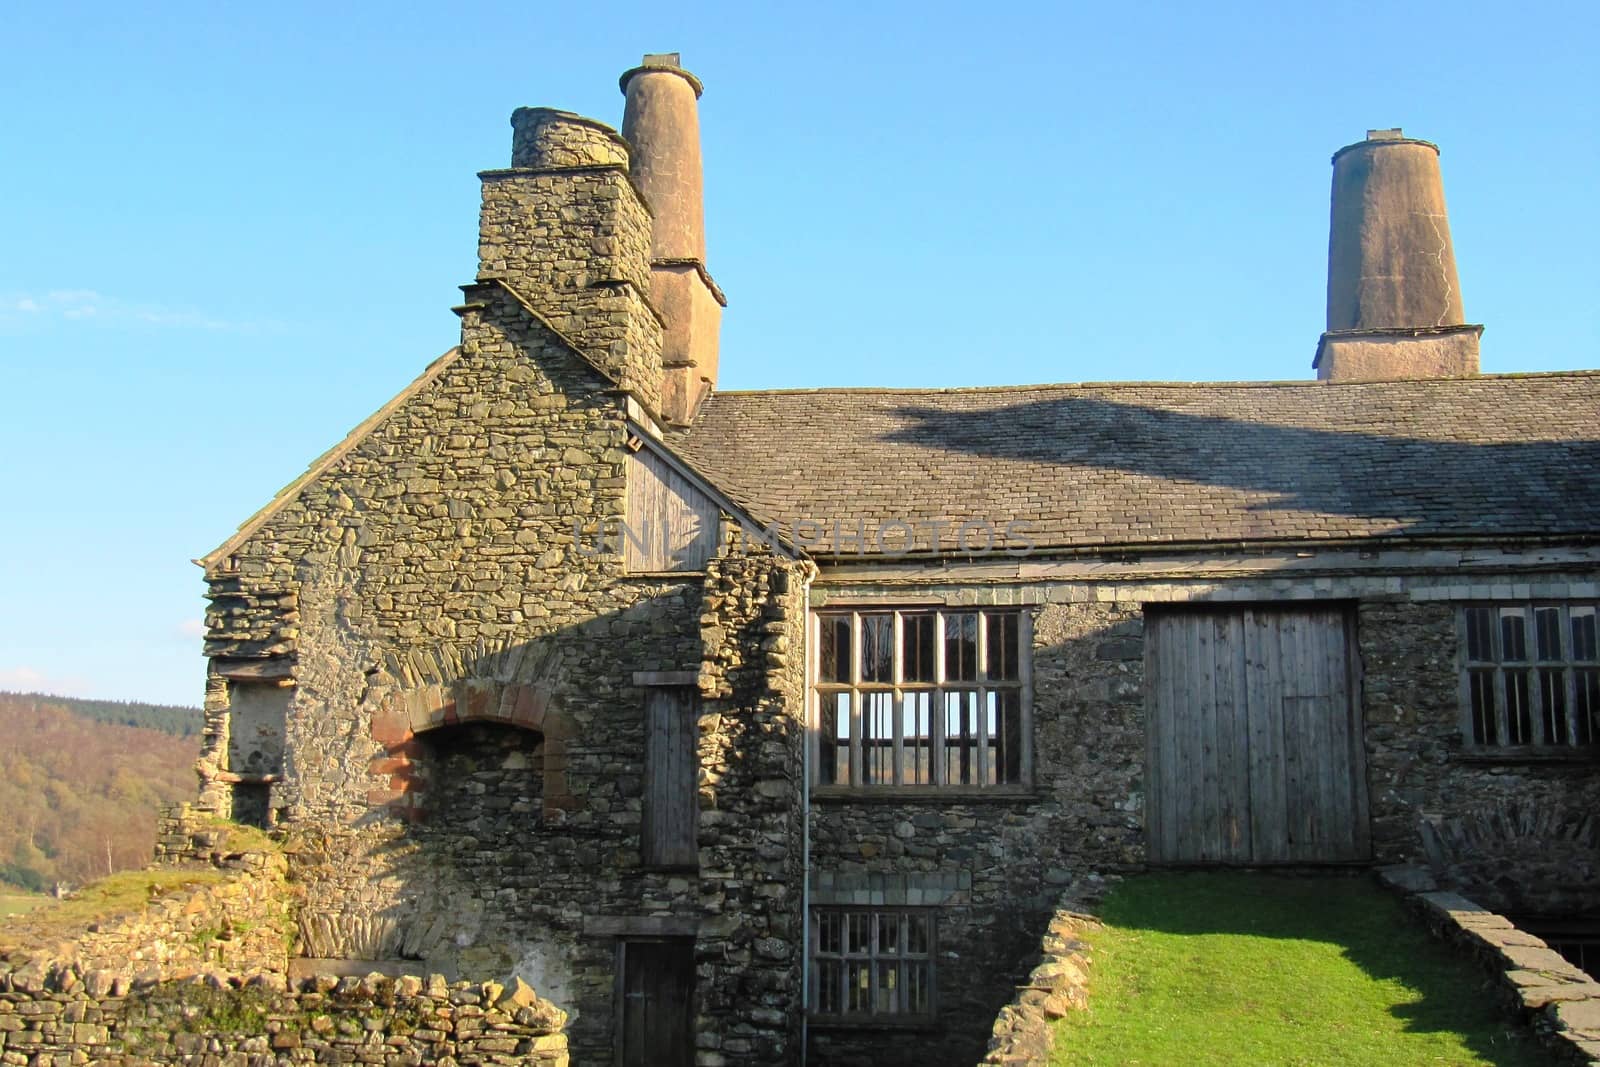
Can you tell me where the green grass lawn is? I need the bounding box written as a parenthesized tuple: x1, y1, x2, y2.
(1053, 872, 1547, 1067)
(0, 890, 50, 919)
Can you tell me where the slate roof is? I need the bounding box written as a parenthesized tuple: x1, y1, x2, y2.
(670, 371, 1600, 556)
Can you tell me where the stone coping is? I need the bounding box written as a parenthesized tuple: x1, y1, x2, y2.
(982, 896, 1099, 1064)
(1377, 864, 1600, 1065)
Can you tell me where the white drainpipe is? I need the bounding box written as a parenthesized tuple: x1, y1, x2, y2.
(799, 563, 815, 1063)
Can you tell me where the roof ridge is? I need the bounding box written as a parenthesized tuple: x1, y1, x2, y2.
(702, 369, 1600, 398)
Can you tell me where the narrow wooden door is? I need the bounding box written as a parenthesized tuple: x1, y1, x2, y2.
(618, 939, 694, 1067)
(1146, 607, 1369, 864)
(642, 687, 699, 868)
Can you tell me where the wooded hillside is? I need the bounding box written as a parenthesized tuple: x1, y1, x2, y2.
(0, 693, 200, 892)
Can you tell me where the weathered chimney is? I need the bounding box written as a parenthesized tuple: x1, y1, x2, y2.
(473, 107, 665, 417)
(620, 54, 726, 425)
(1316, 129, 1482, 381)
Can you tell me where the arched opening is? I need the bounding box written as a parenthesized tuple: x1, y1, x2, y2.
(415, 721, 545, 835)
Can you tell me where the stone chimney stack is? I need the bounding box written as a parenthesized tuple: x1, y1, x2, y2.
(1315, 129, 1482, 381)
(620, 53, 726, 425)
(474, 107, 665, 416)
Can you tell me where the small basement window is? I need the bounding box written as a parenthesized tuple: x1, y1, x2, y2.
(1461, 602, 1599, 750)
(810, 907, 934, 1022)
(814, 608, 1028, 788)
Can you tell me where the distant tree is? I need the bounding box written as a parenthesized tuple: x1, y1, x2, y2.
(0, 694, 199, 892)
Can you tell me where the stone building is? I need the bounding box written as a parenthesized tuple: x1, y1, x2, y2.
(195, 55, 1600, 1067)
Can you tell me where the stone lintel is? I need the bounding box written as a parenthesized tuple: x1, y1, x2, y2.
(632, 670, 700, 687)
(214, 658, 294, 682)
(583, 914, 699, 937)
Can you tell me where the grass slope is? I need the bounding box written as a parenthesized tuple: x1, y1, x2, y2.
(0, 891, 49, 920)
(1054, 873, 1546, 1067)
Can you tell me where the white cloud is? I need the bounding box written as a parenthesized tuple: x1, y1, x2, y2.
(0, 289, 268, 332)
(177, 618, 206, 639)
(0, 666, 98, 698)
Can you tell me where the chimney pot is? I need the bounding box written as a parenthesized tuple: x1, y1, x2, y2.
(1317, 130, 1480, 381)
(620, 54, 722, 423)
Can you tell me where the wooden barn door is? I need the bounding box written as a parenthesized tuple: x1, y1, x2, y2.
(1146, 606, 1369, 864)
(617, 939, 694, 1067)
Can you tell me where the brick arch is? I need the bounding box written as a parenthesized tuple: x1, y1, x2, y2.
(369, 681, 574, 819)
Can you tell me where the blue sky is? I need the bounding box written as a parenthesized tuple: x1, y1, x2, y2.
(1, 1, 1594, 706)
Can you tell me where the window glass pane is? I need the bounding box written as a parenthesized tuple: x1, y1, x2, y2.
(846, 913, 870, 955)
(861, 614, 894, 683)
(1464, 607, 1494, 662)
(902, 692, 933, 785)
(820, 693, 851, 785)
(987, 690, 1023, 784)
(862, 692, 895, 785)
(1576, 669, 1599, 745)
(819, 615, 851, 682)
(944, 690, 980, 784)
(1504, 670, 1532, 743)
(1535, 607, 1564, 662)
(818, 911, 842, 955)
(816, 959, 841, 1015)
(945, 613, 978, 681)
(1572, 608, 1598, 662)
(906, 962, 931, 1014)
(901, 613, 935, 683)
(874, 962, 898, 1013)
(906, 914, 930, 955)
(1469, 670, 1497, 745)
(1500, 609, 1529, 662)
(1540, 669, 1569, 745)
(878, 912, 901, 954)
(847, 962, 870, 1012)
(986, 613, 1019, 680)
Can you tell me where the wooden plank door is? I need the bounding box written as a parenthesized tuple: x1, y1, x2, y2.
(643, 688, 699, 868)
(1147, 607, 1369, 864)
(618, 939, 695, 1067)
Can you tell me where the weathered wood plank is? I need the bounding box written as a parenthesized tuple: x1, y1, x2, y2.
(626, 448, 719, 572)
(642, 688, 698, 868)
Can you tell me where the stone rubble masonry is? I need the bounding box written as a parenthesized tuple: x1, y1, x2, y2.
(982, 901, 1099, 1065)
(196, 270, 809, 1063)
(1378, 865, 1600, 1066)
(0, 790, 570, 1065)
(1, 853, 292, 996)
(0, 969, 569, 1067)
(1358, 601, 1600, 916)
(476, 109, 666, 418)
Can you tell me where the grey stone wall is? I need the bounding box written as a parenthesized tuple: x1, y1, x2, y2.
(807, 573, 1598, 1063)
(476, 166, 664, 416)
(198, 283, 809, 1062)
(807, 600, 1145, 1067)
(1361, 601, 1600, 914)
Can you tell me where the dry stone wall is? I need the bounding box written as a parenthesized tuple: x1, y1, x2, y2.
(0, 970, 569, 1066)
(982, 902, 1098, 1065)
(1379, 865, 1600, 1065)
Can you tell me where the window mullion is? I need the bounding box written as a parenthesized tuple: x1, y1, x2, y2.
(932, 613, 947, 786)
(892, 613, 905, 785)
(1529, 602, 1548, 746)
(1020, 610, 1034, 787)
(976, 613, 991, 785)
(850, 612, 863, 786)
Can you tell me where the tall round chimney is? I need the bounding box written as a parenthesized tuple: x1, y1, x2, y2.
(620, 54, 725, 424)
(1316, 129, 1481, 381)
(621, 55, 706, 262)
